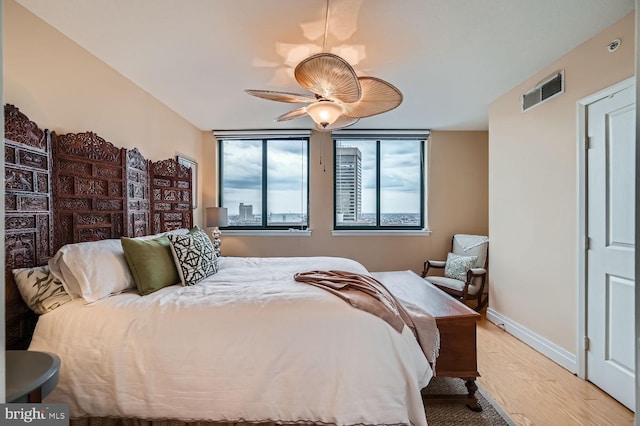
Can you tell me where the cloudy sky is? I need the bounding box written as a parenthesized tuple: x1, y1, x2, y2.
(221, 139, 308, 215)
(221, 139, 421, 216)
(338, 140, 422, 214)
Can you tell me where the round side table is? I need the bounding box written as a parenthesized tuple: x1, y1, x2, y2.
(6, 350, 61, 403)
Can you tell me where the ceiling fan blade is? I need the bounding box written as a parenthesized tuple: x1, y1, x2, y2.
(275, 107, 308, 122)
(294, 53, 361, 104)
(343, 77, 403, 118)
(245, 89, 317, 103)
(314, 115, 359, 132)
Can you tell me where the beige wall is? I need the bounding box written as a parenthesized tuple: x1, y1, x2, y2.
(488, 12, 635, 353)
(203, 130, 488, 274)
(3, 0, 207, 225)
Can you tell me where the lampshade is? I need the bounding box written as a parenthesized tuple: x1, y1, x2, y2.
(206, 207, 228, 227)
(305, 100, 344, 128)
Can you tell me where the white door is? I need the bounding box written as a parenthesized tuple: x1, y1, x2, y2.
(586, 84, 635, 411)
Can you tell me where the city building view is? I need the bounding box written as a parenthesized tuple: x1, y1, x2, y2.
(227, 204, 308, 227)
(224, 141, 421, 228)
(335, 146, 362, 223)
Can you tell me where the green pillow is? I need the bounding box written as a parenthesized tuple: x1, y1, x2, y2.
(121, 236, 180, 295)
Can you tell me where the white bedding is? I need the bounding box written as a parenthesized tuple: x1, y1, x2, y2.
(30, 256, 432, 426)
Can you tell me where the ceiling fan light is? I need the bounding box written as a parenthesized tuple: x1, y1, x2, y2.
(306, 101, 344, 128)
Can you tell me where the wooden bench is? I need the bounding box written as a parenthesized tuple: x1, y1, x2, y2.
(372, 270, 482, 411)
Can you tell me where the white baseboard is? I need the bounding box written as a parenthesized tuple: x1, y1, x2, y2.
(486, 308, 577, 373)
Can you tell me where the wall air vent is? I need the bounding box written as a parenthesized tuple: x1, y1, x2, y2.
(521, 71, 564, 112)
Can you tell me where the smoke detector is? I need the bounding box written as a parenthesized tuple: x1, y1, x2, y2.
(607, 39, 621, 52)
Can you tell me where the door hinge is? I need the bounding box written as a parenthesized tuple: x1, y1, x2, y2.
(584, 336, 590, 351)
(585, 136, 592, 150)
(585, 237, 591, 250)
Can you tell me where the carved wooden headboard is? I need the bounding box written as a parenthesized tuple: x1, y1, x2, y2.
(5, 105, 54, 350)
(5, 104, 194, 349)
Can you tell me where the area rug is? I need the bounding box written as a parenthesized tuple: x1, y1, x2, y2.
(423, 377, 515, 425)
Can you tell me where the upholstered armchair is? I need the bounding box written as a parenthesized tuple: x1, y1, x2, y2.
(421, 234, 489, 311)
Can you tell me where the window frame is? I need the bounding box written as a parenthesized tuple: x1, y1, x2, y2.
(333, 137, 426, 231)
(218, 136, 311, 230)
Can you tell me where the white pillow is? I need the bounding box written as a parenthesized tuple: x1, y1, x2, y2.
(134, 228, 190, 241)
(49, 239, 135, 303)
(13, 265, 72, 314)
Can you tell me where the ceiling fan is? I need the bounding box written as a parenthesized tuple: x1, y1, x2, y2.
(245, 2, 403, 131)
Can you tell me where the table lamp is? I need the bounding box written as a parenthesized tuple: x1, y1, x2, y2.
(206, 207, 228, 256)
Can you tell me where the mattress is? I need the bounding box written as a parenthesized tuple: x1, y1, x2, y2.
(30, 256, 432, 425)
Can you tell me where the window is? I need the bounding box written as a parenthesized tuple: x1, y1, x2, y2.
(218, 134, 309, 230)
(334, 133, 426, 230)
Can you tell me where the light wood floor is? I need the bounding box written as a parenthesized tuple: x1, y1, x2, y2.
(475, 316, 634, 425)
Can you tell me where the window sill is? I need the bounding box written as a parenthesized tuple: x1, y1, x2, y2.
(331, 229, 432, 237)
(222, 229, 312, 237)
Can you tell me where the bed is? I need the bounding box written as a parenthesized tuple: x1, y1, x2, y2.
(29, 255, 433, 425)
(5, 105, 437, 426)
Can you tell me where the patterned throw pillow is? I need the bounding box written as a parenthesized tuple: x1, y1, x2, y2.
(167, 229, 218, 286)
(444, 252, 478, 281)
(13, 265, 72, 314)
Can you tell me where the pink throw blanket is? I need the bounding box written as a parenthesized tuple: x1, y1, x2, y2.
(294, 270, 440, 365)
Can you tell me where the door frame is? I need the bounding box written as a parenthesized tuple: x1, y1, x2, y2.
(576, 76, 635, 379)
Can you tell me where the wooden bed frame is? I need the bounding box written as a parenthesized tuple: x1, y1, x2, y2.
(5, 104, 194, 350)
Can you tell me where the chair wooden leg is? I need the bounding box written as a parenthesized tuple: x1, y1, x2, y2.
(475, 293, 488, 312)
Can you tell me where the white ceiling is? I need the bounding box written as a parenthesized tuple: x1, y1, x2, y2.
(17, 0, 635, 131)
